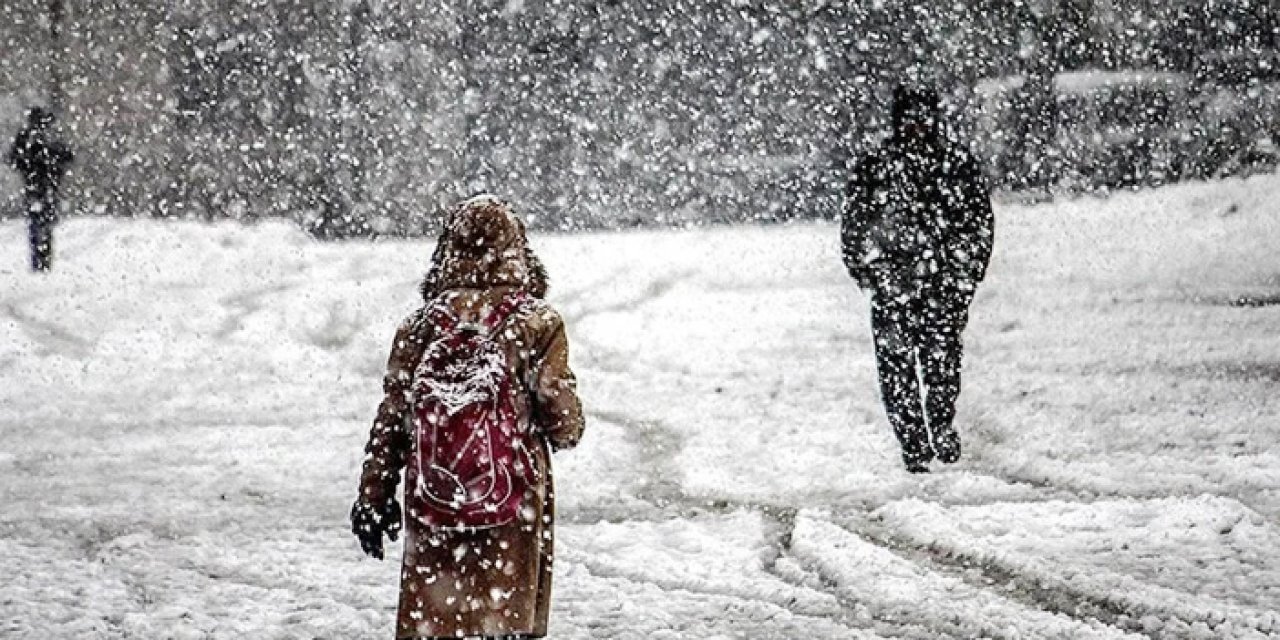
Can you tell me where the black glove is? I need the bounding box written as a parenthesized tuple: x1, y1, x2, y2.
(350, 498, 402, 560)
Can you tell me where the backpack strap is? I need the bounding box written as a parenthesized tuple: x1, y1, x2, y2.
(424, 299, 460, 335)
(481, 292, 532, 335)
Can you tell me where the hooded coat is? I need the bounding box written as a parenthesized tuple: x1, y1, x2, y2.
(841, 87, 994, 293)
(358, 196, 584, 639)
(8, 109, 74, 204)
(840, 86, 993, 469)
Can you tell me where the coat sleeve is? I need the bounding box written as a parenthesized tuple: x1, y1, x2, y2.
(841, 157, 880, 289)
(357, 311, 428, 508)
(8, 135, 26, 172)
(945, 157, 995, 284)
(56, 142, 73, 167)
(529, 308, 584, 451)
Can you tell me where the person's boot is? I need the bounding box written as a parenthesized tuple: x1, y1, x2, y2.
(933, 427, 961, 464)
(902, 446, 933, 473)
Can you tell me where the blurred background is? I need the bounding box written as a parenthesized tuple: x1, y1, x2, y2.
(1, 0, 1276, 235)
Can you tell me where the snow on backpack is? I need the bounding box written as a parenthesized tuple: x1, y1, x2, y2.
(406, 293, 536, 530)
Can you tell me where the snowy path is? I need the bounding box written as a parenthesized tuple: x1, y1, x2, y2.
(3, 175, 1280, 639)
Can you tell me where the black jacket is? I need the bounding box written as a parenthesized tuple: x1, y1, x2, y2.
(9, 127, 74, 198)
(841, 140, 994, 290)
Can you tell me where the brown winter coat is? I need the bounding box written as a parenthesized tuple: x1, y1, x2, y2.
(358, 196, 584, 639)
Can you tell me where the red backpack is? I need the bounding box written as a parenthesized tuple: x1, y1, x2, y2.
(406, 292, 536, 529)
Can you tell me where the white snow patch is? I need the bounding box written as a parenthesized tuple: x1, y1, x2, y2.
(2, 173, 1279, 636)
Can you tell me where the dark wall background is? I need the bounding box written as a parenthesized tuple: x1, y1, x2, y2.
(2, 0, 1277, 235)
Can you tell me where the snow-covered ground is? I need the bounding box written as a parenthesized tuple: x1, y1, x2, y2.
(2, 175, 1279, 639)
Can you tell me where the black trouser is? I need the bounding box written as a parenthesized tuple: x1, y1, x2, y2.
(870, 273, 974, 464)
(26, 191, 58, 272)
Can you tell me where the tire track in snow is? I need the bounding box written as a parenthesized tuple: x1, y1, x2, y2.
(577, 410, 1005, 638)
(963, 409, 1280, 628)
(577, 405, 897, 634)
(549, 267, 632, 316)
(559, 551, 880, 640)
(843, 509, 1280, 639)
(966, 424, 1280, 526)
(586, 409, 686, 512)
(564, 280, 1042, 637)
(213, 282, 295, 339)
(2, 300, 95, 357)
(892, 420, 1280, 636)
(836, 512, 1154, 638)
(560, 269, 693, 326)
(749, 508, 948, 639)
(897, 426, 1232, 636)
(559, 269, 1153, 638)
(563, 270, 700, 377)
(577, 408, 1142, 638)
(752, 506, 1113, 640)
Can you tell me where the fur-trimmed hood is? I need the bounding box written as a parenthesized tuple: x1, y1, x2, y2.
(419, 195, 549, 302)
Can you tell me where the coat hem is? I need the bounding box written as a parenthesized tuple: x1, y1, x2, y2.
(396, 634, 544, 639)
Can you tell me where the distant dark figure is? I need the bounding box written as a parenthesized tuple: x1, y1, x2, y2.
(841, 85, 995, 473)
(9, 107, 74, 272)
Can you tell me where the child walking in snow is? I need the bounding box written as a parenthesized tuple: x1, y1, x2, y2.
(352, 195, 584, 639)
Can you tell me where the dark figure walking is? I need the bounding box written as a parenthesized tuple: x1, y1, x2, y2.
(9, 107, 74, 272)
(841, 85, 994, 473)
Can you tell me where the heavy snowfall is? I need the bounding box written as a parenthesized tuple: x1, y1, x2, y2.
(4, 1, 1280, 639)
(3, 172, 1279, 638)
